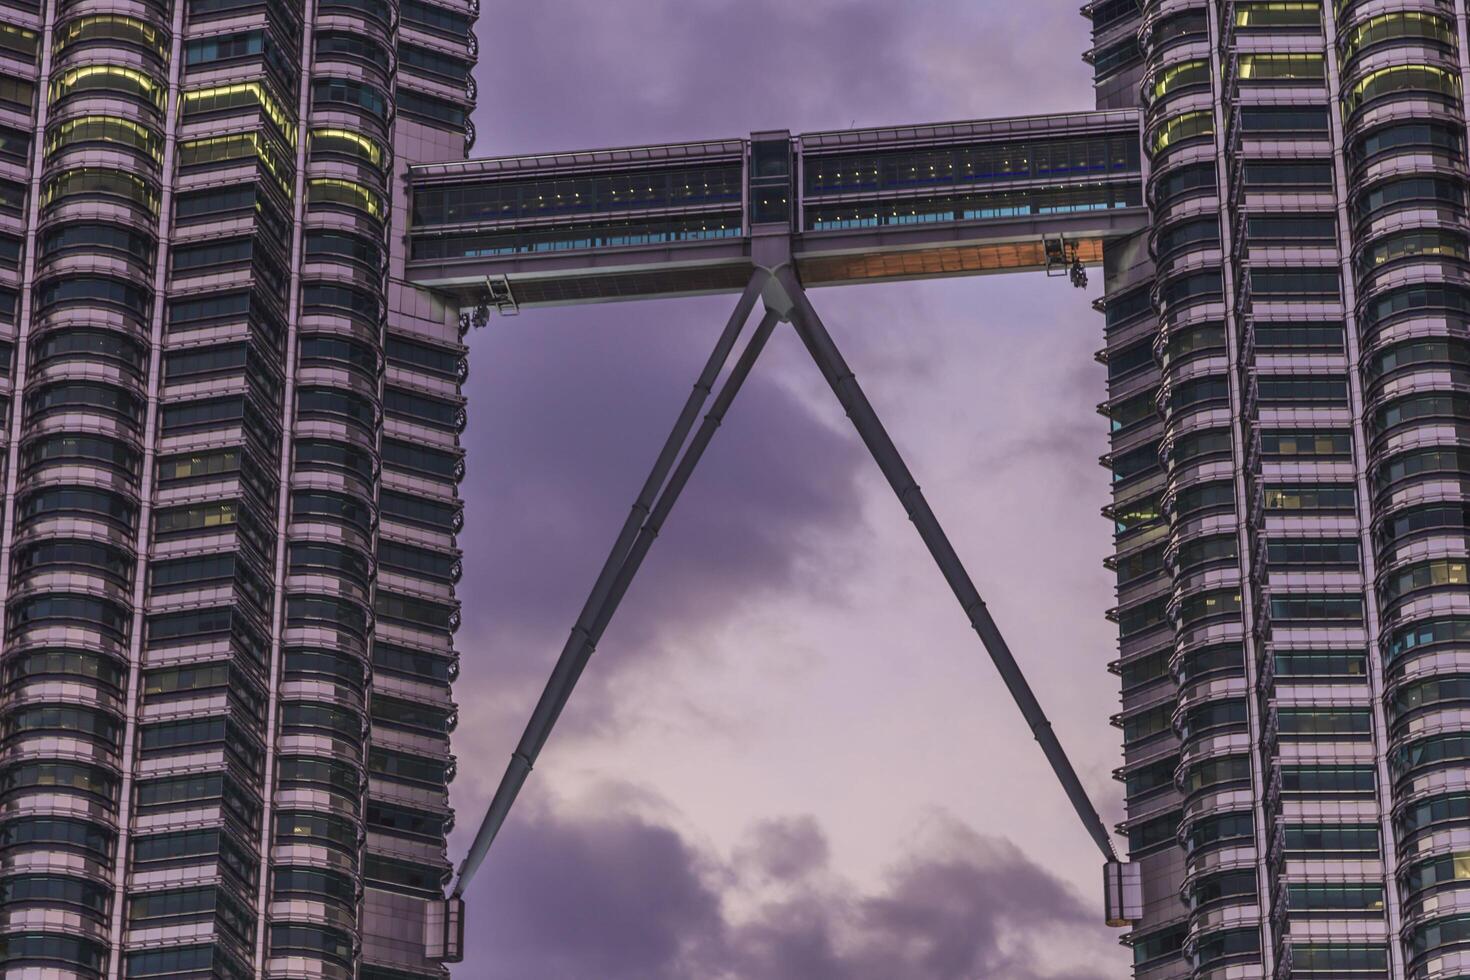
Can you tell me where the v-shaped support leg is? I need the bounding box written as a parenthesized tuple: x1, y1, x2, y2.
(453, 275, 778, 895)
(774, 267, 1119, 865)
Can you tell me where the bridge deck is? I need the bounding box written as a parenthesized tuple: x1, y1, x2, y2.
(405, 109, 1147, 308)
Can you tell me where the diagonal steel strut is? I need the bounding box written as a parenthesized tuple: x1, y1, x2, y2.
(774, 266, 1118, 863)
(452, 286, 778, 896)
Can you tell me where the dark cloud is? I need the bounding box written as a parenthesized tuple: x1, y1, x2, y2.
(466, 788, 1124, 980)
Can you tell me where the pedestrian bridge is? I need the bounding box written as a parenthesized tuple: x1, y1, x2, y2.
(404, 108, 1147, 310)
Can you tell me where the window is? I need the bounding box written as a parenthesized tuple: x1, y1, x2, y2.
(1176, 535, 1237, 570)
(1242, 160, 1332, 187)
(382, 441, 461, 481)
(1, 934, 105, 972)
(1150, 110, 1213, 156)
(50, 64, 164, 110)
(299, 334, 378, 374)
(1185, 811, 1253, 854)
(1176, 482, 1234, 515)
(1256, 375, 1346, 404)
(298, 386, 377, 429)
(1239, 107, 1329, 132)
(310, 127, 389, 171)
(185, 30, 264, 65)
(374, 592, 456, 632)
(1364, 283, 1470, 329)
(292, 489, 372, 532)
(287, 595, 369, 635)
(1117, 597, 1167, 638)
(368, 746, 448, 786)
(1287, 882, 1383, 912)
(295, 439, 374, 480)
(276, 810, 358, 851)
(1179, 701, 1247, 739)
(373, 643, 454, 684)
(1125, 755, 1178, 797)
(398, 43, 470, 80)
(1277, 708, 1371, 738)
(1171, 374, 1229, 411)
(1122, 703, 1171, 744)
(1269, 594, 1363, 622)
(40, 222, 154, 262)
(1159, 269, 1222, 307)
(401, 0, 472, 35)
(317, 31, 390, 70)
(1261, 431, 1351, 457)
(1354, 176, 1464, 221)
(1249, 269, 1340, 299)
(1284, 824, 1378, 858)
(1149, 59, 1209, 102)
(1247, 215, 1335, 244)
(0, 817, 112, 856)
(53, 14, 168, 61)
(22, 433, 138, 473)
(1290, 945, 1387, 976)
(1237, 53, 1324, 81)
(18, 486, 136, 527)
(1235, 2, 1321, 29)
(312, 77, 388, 118)
(302, 281, 380, 321)
(1384, 559, 1470, 602)
(43, 167, 159, 213)
(46, 115, 163, 162)
(378, 540, 457, 581)
(1190, 869, 1257, 908)
(182, 81, 297, 143)
(1181, 758, 1252, 793)
(35, 276, 150, 317)
(1344, 64, 1461, 117)
(383, 388, 462, 430)
(1267, 538, 1357, 566)
(1280, 765, 1374, 797)
(1352, 121, 1462, 167)
(1361, 229, 1467, 275)
(305, 230, 382, 269)
(380, 490, 460, 531)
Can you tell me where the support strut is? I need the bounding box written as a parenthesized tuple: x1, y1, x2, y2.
(448, 264, 1122, 917)
(775, 267, 1118, 863)
(452, 283, 776, 896)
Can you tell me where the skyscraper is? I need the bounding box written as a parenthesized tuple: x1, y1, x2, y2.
(0, 0, 474, 976)
(1094, 0, 1470, 976)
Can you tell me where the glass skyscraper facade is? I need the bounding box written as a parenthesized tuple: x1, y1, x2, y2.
(1096, 0, 1470, 976)
(0, 0, 474, 975)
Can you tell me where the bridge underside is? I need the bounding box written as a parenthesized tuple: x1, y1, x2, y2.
(404, 110, 1148, 309)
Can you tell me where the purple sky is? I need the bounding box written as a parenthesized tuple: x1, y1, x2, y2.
(448, 2, 1132, 976)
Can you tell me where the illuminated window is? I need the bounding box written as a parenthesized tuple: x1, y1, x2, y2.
(50, 64, 166, 111)
(181, 81, 297, 144)
(53, 15, 168, 62)
(1237, 53, 1324, 81)
(178, 131, 293, 196)
(1150, 110, 1213, 156)
(1149, 59, 1209, 102)
(46, 116, 163, 163)
(1341, 11, 1456, 66)
(310, 127, 388, 171)
(0, 22, 38, 59)
(307, 178, 385, 220)
(1343, 64, 1461, 117)
(1235, 1, 1320, 28)
(42, 168, 159, 214)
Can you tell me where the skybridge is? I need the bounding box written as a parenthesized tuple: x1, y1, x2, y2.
(413, 107, 1152, 963)
(405, 108, 1147, 310)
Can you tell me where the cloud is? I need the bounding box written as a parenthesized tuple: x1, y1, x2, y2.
(465, 785, 1126, 980)
(455, 307, 871, 739)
